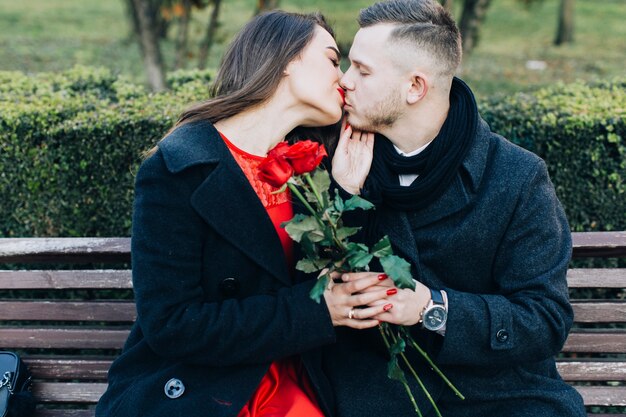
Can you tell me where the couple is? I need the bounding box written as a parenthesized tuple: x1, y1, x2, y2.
(96, 1, 586, 416)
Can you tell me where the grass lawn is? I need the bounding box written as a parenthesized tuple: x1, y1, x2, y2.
(0, 0, 624, 99)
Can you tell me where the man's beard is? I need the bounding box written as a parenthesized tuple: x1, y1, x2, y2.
(349, 87, 403, 132)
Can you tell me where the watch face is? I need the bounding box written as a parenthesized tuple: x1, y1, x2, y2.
(423, 306, 447, 331)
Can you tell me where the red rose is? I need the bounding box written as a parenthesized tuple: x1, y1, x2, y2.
(267, 141, 291, 160)
(258, 155, 294, 188)
(284, 140, 328, 175)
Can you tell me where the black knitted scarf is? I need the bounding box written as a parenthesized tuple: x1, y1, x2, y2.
(363, 77, 478, 211)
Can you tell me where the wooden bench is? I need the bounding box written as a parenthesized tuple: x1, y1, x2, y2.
(0, 232, 625, 416)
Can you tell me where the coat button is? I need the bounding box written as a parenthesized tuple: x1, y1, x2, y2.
(496, 329, 509, 343)
(164, 378, 185, 399)
(219, 277, 240, 297)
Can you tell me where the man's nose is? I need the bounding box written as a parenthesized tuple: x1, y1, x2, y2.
(340, 73, 354, 91)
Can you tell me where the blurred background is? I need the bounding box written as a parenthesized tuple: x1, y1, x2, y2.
(0, 0, 624, 239)
(1, 0, 624, 98)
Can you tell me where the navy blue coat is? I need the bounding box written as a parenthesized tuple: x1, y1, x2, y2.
(323, 119, 587, 417)
(95, 121, 337, 417)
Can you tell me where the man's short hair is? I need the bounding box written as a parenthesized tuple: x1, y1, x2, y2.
(359, 0, 462, 77)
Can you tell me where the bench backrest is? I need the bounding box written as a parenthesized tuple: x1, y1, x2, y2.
(0, 232, 625, 416)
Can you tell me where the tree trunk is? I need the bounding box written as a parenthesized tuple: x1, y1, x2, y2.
(124, 0, 141, 42)
(554, 0, 574, 45)
(459, 0, 492, 55)
(198, 0, 223, 70)
(174, 0, 192, 70)
(440, 0, 454, 14)
(132, 0, 167, 91)
(255, 0, 280, 15)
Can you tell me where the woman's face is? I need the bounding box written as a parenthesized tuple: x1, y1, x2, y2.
(284, 26, 344, 126)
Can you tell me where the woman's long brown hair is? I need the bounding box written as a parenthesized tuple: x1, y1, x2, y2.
(147, 11, 341, 158)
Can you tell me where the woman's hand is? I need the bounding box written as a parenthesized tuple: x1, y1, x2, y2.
(323, 272, 391, 329)
(331, 122, 375, 195)
(340, 272, 432, 327)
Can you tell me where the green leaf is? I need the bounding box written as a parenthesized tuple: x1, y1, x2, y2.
(283, 215, 323, 242)
(310, 168, 331, 195)
(346, 243, 373, 269)
(333, 189, 345, 212)
(299, 234, 316, 258)
(344, 194, 375, 212)
(390, 335, 406, 355)
(309, 273, 329, 303)
(296, 257, 331, 273)
(371, 235, 393, 258)
(387, 355, 408, 384)
(380, 255, 415, 290)
(336, 226, 360, 241)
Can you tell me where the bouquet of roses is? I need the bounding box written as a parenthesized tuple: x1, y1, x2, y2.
(258, 139, 463, 417)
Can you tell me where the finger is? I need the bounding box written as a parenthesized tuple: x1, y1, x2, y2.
(349, 288, 391, 307)
(341, 271, 382, 282)
(357, 282, 396, 293)
(328, 270, 342, 280)
(343, 274, 389, 294)
(350, 303, 392, 320)
(344, 319, 380, 329)
(336, 126, 353, 153)
(364, 132, 375, 151)
(351, 129, 363, 142)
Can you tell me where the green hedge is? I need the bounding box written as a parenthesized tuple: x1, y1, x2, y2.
(480, 79, 625, 232)
(0, 67, 623, 237)
(0, 66, 214, 237)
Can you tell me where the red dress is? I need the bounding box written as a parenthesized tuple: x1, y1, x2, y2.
(220, 132, 325, 417)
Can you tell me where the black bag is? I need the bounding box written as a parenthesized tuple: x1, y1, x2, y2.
(0, 352, 34, 417)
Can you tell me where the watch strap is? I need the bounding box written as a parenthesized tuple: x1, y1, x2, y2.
(429, 288, 444, 306)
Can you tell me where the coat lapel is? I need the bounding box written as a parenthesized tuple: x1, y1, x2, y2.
(378, 207, 423, 281)
(405, 121, 492, 230)
(405, 173, 471, 229)
(190, 160, 291, 285)
(159, 120, 290, 285)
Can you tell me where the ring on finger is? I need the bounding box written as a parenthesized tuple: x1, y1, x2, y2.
(348, 308, 355, 320)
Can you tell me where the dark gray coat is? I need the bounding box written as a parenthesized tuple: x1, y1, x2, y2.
(323, 119, 586, 417)
(95, 121, 337, 417)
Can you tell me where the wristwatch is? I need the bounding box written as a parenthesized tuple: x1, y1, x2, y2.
(420, 288, 447, 331)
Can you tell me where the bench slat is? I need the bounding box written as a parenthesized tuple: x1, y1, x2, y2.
(0, 328, 129, 349)
(31, 384, 626, 407)
(571, 301, 626, 323)
(25, 357, 113, 381)
(575, 385, 626, 406)
(35, 410, 95, 417)
(572, 231, 626, 258)
(557, 360, 626, 381)
(0, 238, 130, 264)
(0, 233, 620, 263)
(32, 382, 106, 403)
(0, 301, 136, 322)
(567, 268, 626, 288)
(0, 270, 132, 289)
(564, 331, 626, 353)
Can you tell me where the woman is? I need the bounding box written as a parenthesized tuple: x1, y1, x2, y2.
(95, 11, 392, 417)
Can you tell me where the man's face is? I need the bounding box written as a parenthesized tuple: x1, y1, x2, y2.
(341, 24, 406, 132)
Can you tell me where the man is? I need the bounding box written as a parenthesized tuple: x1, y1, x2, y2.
(327, 0, 586, 416)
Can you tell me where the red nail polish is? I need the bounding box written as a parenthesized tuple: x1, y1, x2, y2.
(345, 121, 351, 129)
(378, 274, 388, 281)
(386, 288, 397, 296)
(383, 303, 393, 311)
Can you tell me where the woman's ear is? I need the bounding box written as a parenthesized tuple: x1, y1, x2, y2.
(407, 73, 428, 104)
